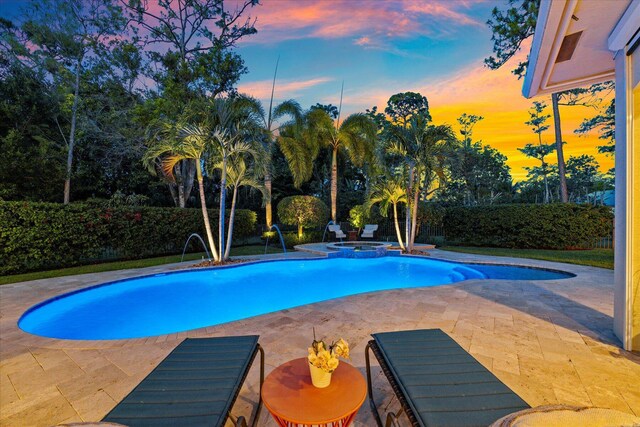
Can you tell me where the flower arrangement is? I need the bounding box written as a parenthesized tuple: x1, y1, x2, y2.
(307, 333, 350, 374)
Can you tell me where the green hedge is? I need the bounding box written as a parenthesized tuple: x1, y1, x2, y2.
(443, 204, 613, 249)
(0, 201, 257, 275)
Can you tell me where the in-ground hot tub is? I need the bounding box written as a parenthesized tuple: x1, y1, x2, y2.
(326, 241, 394, 258)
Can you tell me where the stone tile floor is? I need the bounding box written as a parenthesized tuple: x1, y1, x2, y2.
(1, 250, 639, 426)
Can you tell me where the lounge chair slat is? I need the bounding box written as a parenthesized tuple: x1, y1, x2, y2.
(412, 393, 530, 412)
(119, 389, 232, 403)
(154, 359, 243, 371)
(367, 329, 529, 427)
(394, 362, 488, 376)
(135, 377, 238, 389)
(103, 335, 261, 427)
(107, 400, 227, 417)
(422, 407, 531, 427)
(401, 371, 498, 386)
(104, 414, 218, 427)
(406, 382, 519, 399)
(389, 353, 476, 365)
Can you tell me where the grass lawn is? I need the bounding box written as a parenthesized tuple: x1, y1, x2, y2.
(0, 245, 283, 286)
(440, 246, 614, 269)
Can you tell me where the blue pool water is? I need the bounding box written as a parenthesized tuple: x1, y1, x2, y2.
(19, 257, 573, 340)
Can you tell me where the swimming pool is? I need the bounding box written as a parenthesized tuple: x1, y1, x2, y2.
(18, 257, 574, 340)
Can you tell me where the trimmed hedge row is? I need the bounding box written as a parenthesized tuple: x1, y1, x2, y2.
(0, 201, 257, 275)
(443, 203, 613, 249)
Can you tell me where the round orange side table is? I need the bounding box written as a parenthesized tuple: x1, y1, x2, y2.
(261, 358, 367, 427)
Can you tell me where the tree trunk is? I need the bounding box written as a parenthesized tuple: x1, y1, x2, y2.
(405, 166, 414, 250)
(219, 154, 228, 261)
(393, 202, 405, 251)
(224, 185, 238, 259)
(63, 59, 81, 204)
(552, 93, 569, 203)
(176, 165, 185, 208)
(543, 168, 550, 204)
(196, 162, 219, 261)
(265, 171, 273, 228)
(330, 147, 338, 222)
(409, 177, 420, 252)
(298, 224, 303, 239)
(183, 159, 195, 206)
(167, 182, 179, 207)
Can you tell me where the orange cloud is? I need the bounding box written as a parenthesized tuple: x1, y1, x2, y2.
(237, 77, 333, 99)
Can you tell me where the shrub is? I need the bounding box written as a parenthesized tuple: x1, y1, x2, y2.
(443, 203, 613, 249)
(348, 204, 369, 232)
(277, 196, 329, 238)
(417, 202, 445, 226)
(0, 201, 257, 275)
(281, 231, 323, 248)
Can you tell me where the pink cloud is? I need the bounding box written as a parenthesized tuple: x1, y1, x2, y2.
(243, 0, 484, 46)
(237, 76, 333, 99)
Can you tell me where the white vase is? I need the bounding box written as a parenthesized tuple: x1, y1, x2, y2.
(309, 363, 332, 388)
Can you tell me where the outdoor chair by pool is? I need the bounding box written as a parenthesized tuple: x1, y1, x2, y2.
(328, 224, 346, 241)
(103, 335, 264, 427)
(361, 224, 378, 240)
(365, 329, 529, 427)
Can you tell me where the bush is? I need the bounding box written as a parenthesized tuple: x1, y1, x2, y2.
(281, 231, 323, 248)
(277, 196, 329, 238)
(348, 204, 369, 232)
(443, 203, 613, 249)
(0, 201, 257, 275)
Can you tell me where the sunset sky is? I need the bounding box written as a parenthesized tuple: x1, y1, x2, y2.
(0, 0, 614, 180)
(233, 0, 614, 181)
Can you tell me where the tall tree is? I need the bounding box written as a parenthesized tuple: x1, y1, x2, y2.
(455, 113, 485, 205)
(126, 0, 259, 207)
(308, 108, 377, 222)
(575, 98, 616, 155)
(385, 92, 432, 128)
(386, 116, 456, 251)
(521, 101, 555, 203)
(235, 92, 303, 228)
(485, 0, 539, 79)
(8, 0, 126, 203)
(143, 121, 220, 260)
(212, 156, 266, 258)
(566, 154, 600, 201)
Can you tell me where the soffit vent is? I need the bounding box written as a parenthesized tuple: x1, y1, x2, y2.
(556, 31, 583, 63)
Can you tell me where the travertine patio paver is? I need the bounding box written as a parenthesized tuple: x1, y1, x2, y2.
(1, 250, 639, 426)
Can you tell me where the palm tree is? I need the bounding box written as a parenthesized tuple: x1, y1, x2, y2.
(367, 178, 407, 250)
(307, 109, 377, 222)
(207, 98, 262, 258)
(143, 122, 220, 261)
(386, 117, 455, 251)
(212, 156, 267, 259)
(234, 96, 304, 227)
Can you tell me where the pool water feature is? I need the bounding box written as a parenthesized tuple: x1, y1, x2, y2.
(19, 257, 574, 340)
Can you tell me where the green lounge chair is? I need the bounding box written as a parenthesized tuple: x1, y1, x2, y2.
(365, 329, 529, 427)
(103, 335, 264, 427)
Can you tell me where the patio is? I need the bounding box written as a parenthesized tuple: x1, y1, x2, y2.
(1, 250, 639, 426)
